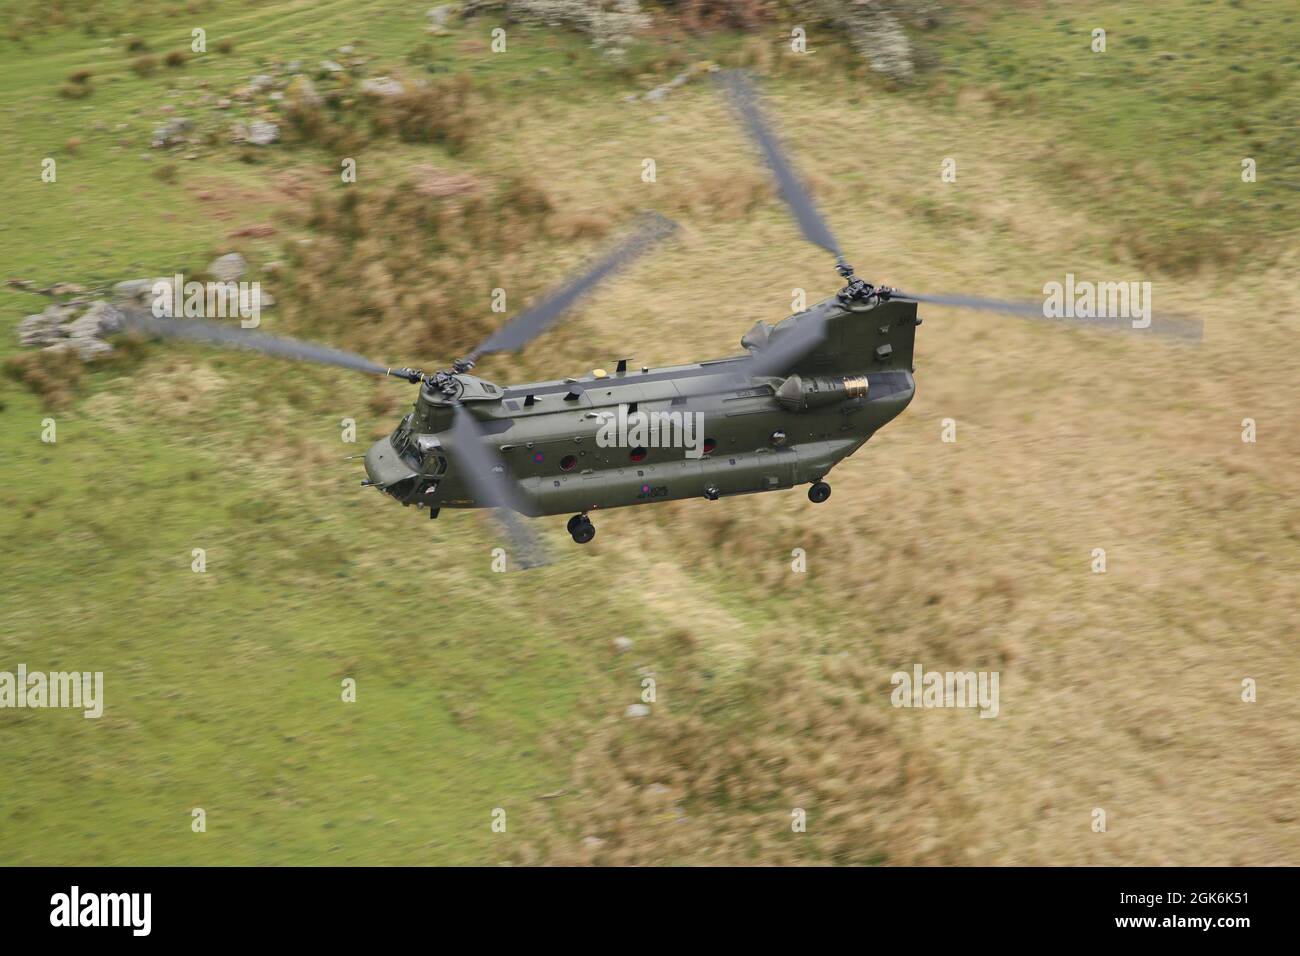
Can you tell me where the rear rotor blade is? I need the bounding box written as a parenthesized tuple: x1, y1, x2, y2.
(746, 305, 837, 377)
(718, 70, 843, 259)
(469, 212, 677, 361)
(887, 290, 1203, 340)
(448, 404, 548, 569)
(119, 310, 396, 375)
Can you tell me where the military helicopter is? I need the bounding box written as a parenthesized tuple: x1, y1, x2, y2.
(124, 72, 1199, 566)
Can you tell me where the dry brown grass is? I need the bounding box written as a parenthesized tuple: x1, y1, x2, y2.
(278, 170, 562, 364)
(469, 80, 1300, 865)
(282, 75, 485, 157)
(3, 348, 86, 409)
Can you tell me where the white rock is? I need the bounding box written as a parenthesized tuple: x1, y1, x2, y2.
(17, 308, 70, 347)
(286, 75, 321, 108)
(209, 253, 248, 282)
(62, 300, 124, 338)
(247, 120, 279, 146)
(624, 704, 651, 718)
(112, 278, 155, 302)
(360, 76, 405, 98)
(46, 336, 112, 360)
(613, 636, 633, 653)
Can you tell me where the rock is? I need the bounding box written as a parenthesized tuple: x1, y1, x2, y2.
(112, 278, 156, 302)
(248, 120, 279, 146)
(151, 117, 193, 149)
(63, 300, 124, 338)
(624, 703, 651, 718)
(44, 282, 86, 296)
(209, 253, 248, 282)
(233, 119, 279, 146)
(319, 59, 344, 75)
(286, 75, 322, 108)
(46, 336, 112, 360)
(338, 44, 355, 55)
(268, 91, 284, 102)
(247, 74, 274, 93)
(360, 76, 405, 98)
(613, 636, 633, 653)
(18, 307, 72, 347)
(216, 98, 232, 109)
(580, 836, 605, 850)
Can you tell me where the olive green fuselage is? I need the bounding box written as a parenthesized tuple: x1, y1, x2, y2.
(363, 294, 919, 518)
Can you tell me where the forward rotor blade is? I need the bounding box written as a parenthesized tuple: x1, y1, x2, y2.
(119, 310, 395, 375)
(718, 70, 842, 259)
(887, 290, 1203, 340)
(448, 404, 547, 569)
(470, 212, 678, 361)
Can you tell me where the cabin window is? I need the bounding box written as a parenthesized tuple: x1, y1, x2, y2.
(560, 454, 577, 472)
(629, 447, 647, 463)
(703, 438, 717, 455)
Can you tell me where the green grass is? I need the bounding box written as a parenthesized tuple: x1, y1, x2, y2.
(922, 0, 1300, 271)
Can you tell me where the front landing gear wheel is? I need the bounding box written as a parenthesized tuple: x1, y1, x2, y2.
(808, 481, 831, 504)
(570, 515, 595, 544)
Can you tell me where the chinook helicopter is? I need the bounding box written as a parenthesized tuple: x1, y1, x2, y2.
(123, 72, 1199, 566)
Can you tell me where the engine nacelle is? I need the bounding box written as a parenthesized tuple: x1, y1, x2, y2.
(775, 374, 868, 412)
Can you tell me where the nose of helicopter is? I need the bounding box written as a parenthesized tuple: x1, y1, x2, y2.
(363, 437, 417, 494)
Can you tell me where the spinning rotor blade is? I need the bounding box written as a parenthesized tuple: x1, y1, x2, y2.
(744, 284, 1203, 378)
(746, 306, 837, 378)
(469, 212, 678, 361)
(886, 290, 1204, 340)
(718, 70, 843, 260)
(119, 310, 397, 376)
(448, 404, 548, 569)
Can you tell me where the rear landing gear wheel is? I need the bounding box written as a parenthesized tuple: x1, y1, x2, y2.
(808, 481, 831, 504)
(570, 515, 595, 544)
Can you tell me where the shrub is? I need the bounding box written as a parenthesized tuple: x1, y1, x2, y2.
(3, 349, 86, 409)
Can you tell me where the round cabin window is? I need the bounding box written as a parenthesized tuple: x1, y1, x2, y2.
(560, 454, 577, 472)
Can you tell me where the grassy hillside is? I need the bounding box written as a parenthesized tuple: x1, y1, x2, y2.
(1, 0, 1297, 865)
